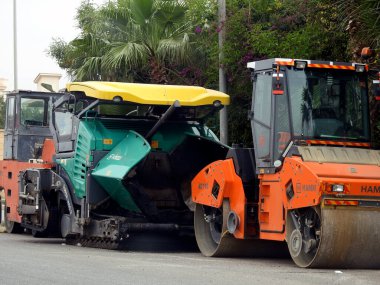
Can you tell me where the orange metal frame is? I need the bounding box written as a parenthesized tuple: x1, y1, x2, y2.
(192, 159, 247, 239)
(0, 161, 53, 223)
(192, 156, 380, 242)
(0, 139, 55, 223)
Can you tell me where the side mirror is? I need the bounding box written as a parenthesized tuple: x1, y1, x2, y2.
(373, 79, 380, 101)
(272, 72, 285, 95)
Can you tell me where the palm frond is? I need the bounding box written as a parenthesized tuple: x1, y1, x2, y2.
(336, 0, 380, 46)
(130, 0, 155, 26)
(102, 42, 148, 71)
(157, 33, 192, 64)
(74, 56, 103, 81)
(49, 0, 196, 83)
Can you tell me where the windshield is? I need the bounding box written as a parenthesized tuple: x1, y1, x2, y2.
(287, 68, 370, 141)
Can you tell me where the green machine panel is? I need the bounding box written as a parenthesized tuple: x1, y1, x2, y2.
(92, 131, 151, 212)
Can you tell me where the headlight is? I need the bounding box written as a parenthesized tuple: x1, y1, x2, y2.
(294, 60, 307, 69)
(355, 64, 366, 72)
(332, 184, 344, 192)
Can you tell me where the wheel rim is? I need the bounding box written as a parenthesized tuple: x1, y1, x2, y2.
(286, 207, 321, 267)
(5, 217, 14, 232)
(194, 203, 224, 256)
(4, 201, 14, 233)
(207, 207, 223, 244)
(4, 201, 23, 234)
(289, 229, 302, 257)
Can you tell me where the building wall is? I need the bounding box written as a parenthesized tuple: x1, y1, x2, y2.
(0, 78, 8, 98)
(34, 74, 61, 92)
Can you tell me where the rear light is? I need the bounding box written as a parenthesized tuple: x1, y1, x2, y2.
(325, 183, 346, 193)
(332, 184, 344, 192)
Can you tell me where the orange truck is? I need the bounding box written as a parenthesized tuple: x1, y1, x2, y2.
(191, 58, 380, 268)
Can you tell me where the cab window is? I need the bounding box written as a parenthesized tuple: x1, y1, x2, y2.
(6, 97, 15, 129)
(252, 73, 272, 160)
(54, 102, 73, 137)
(21, 98, 47, 126)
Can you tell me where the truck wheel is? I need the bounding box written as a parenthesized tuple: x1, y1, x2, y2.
(286, 207, 321, 267)
(194, 201, 228, 257)
(60, 214, 71, 238)
(4, 201, 23, 234)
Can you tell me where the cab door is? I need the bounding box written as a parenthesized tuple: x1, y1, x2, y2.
(4, 96, 16, 159)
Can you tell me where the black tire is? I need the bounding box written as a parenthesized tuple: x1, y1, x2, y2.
(4, 201, 23, 234)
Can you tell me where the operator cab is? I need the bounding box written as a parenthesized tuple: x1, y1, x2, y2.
(4, 91, 62, 161)
(248, 58, 370, 173)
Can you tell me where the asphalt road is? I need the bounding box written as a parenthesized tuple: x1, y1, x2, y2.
(0, 233, 379, 285)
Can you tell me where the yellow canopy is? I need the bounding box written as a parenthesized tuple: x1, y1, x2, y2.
(67, 81, 230, 106)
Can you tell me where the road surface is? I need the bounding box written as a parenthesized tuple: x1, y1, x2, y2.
(0, 233, 379, 285)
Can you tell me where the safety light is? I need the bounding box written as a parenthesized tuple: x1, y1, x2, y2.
(332, 184, 344, 192)
(355, 64, 366, 73)
(294, 60, 307, 69)
(374, 78, 380, 101)
(361, 47, 373, 59)
(213, 100, 222, 108)
(113, 96, 123, 102)
(324, 199, 358, 206)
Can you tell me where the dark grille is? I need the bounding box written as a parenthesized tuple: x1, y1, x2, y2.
(100, 119, 155, 136)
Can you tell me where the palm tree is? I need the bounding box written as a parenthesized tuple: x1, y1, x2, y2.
(49, 0, 195, 84)
(337, 0, 380, 55)
(337, 0, 380, 147)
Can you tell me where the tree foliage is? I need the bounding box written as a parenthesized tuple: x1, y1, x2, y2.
(336, 0, 380, 146)
(49, 0, 197, 84)
(220, 0, 349, 145)
(49, 0, 379, 146)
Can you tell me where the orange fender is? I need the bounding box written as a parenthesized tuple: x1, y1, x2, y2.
(192, 159, 247, 239)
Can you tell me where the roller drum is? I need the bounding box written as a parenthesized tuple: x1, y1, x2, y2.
(308, 207, 380, 268)
(194, 202, 288, 258)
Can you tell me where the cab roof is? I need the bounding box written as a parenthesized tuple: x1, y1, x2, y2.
(67, 81, 230, 107)
(247, 58, 368, 72)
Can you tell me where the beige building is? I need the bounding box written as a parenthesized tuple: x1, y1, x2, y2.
(0, 77, 7, 96)
(34, 73, 62, 92)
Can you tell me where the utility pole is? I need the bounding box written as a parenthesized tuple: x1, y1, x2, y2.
(218, 0, 228, 144)
(13, 0, 18, 90)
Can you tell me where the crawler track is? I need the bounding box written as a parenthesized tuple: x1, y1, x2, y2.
(65, 236, 120, 250)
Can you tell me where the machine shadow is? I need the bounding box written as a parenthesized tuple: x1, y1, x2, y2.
(118, 233, 199, 253)
(23, 232, 199, 254)
(23, 232, 292, 261)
